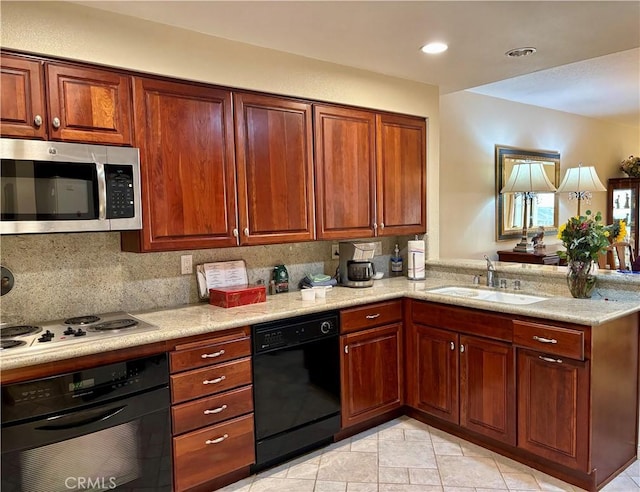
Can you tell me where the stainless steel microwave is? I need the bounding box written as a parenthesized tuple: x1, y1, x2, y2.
(1, 138, 142, 234)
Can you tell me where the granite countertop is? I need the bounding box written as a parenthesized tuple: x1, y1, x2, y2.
(2, 271, 639, 371)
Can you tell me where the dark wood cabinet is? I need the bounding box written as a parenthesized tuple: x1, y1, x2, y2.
(234, 93, 315, 244)
(517, 349, 589, 471)
(1, 53, 132, 144)
(122, 77, 238, 252)
(1, 53, 47, 139)
(607, 177, 639, 263)
(376, 113, 426, 236)
(314, 106, 427, 240)
(170, 328, 254, 492)
(340, 301, 403, 428)
(314, 105, 377, 240)
(406, 313, 515, 446)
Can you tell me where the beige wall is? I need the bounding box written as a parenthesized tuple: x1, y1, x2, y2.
(440, 91, 640, 260)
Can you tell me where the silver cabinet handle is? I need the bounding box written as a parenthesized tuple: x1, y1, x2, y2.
(344, 345, 349, 354)
(203, 376, 226, 385)
(533, 336, 558, 344)
(365, 314, 381, 319)
(373, 222, 378, 229)
(450, 341, 455, 351)
(232, 228, 239, 237)
(52, 117, 61, 129)
(34, 114, 43, 127)
(205, 434, 228, 445)
(380, 223, 385, 229)
(204, 405, 227, 415)
(244, 227, 249, 236)
(539, 355, 563, 364)
(460, 344, 465, 353)
(201, 350, 225, 359)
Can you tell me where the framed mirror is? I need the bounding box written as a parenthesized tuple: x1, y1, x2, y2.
(495, 145, 560, 241)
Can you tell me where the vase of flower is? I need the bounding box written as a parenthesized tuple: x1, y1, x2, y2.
(620, 155, 640, 178)
(566, 259, 597, 298)
(557, 210, 626, 299)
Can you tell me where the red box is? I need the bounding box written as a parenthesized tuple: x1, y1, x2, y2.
(209, 284, 267, 308)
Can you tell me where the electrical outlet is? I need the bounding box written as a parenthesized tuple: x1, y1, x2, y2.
(374, 241, 382, 256)
(180, 255, 193, 275)
(331, 243, 340, 259)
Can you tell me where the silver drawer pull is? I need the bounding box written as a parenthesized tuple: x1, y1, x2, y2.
(204, 405, 227, 415)
(539, 356, 563, 364)
(205, 434, 228, 445)
(203, 376, 226, 385)
(533, 336, 558, 344)
(201, 350, 225, 359)
(365, 314, 381, 319)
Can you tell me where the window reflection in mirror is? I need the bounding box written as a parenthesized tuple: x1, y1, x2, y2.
(495, 146, 560, 241)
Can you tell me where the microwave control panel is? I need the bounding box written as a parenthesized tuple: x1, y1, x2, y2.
(105, 164, 136, 219)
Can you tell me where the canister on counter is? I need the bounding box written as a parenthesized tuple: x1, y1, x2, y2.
(273, 264, 289, 293)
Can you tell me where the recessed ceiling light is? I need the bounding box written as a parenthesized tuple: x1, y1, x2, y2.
(421, 42, 448, 54)
(505, 47, 537, 58)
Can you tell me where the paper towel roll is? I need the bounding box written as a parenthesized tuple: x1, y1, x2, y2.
(407, 240, 425, 280)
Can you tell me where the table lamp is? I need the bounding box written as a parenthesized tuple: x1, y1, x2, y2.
(556, 163, 607, 216)
(501, 161, 557, 252)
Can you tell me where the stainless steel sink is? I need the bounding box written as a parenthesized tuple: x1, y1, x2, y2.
(427, 286, 548, 305)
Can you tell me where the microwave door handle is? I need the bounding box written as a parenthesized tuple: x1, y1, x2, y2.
(93, 156, 107, 220)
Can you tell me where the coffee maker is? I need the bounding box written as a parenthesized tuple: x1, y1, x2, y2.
(338, 241, 376, 288)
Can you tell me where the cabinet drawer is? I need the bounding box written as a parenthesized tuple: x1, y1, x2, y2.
(173, 414, 255, 492)
(172, 385, 253, 435)
(341, 300, 402, 334)
(171, 357, 252, 403)
(170, 335, 251, 373)
(513, 320, 584, 360)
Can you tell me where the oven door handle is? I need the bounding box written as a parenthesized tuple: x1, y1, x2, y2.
(35, 405, 126, 431)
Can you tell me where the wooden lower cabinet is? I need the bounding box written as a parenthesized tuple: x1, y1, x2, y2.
(407, 301, 639, 491)
(173, 414, 255, 492)
(517, 349, 589, 472)
(407, 322, 515, 445)
(170, 328, 255, 492)
(340, 301, 404, 428)
(341, 323, 403, 427)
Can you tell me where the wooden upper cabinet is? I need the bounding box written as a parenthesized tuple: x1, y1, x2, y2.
(122, 77, 237, 252)
(1, 54, 47, 139)
(234, 93, 315, 244)
(45, 62, 132, 145)
(314, 105, 377, 240)
(376, 114, 426, 236)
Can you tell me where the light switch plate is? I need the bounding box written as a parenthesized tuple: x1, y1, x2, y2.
(374, 241, 382, 256)
(331, 243, 340, 259)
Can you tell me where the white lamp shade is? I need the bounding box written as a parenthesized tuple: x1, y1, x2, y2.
(500, 162, 557, 193)
(556, 166, 607, 193)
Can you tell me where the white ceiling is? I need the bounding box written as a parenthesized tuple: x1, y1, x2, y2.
(75, 1, 640, 127)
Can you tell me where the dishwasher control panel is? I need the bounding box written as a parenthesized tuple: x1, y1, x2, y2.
(252, 311, 339, 353)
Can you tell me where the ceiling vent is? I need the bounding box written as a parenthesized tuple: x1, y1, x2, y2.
(505, 47, 537, 58)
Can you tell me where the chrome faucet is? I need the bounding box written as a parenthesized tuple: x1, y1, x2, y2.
(484, 255, 497, 287)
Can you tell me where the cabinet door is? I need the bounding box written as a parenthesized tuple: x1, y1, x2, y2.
(46, 62, 132, 145)
(234, 93, 315, 244)
(376, 114, 426, 236)
(517, 349, 589, 472)
(341, 323, 403, 428)
(406, 324, 459, 424)
(314, 105, 376, 239)
(125, 77, 237, 251)
(1, 54, 47, 139)
(460, 335, 516, 445)
(607, 177, 639, 262)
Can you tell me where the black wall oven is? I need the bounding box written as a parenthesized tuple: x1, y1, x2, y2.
(1, 354, 171, 492)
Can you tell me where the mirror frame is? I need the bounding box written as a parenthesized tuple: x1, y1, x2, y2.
(495, 145, 561, 241)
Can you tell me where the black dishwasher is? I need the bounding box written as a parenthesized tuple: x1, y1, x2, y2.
(252, 310, 340, 471)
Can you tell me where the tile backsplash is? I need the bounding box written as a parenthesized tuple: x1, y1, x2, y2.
(0, 233, 402, 324)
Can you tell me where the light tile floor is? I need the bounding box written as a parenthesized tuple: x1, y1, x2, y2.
(218, 416, 640, 492)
